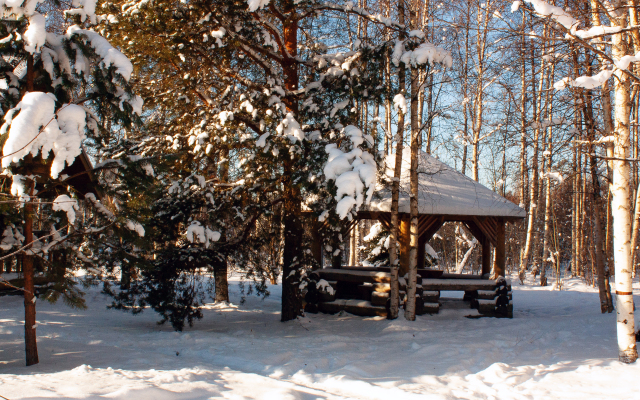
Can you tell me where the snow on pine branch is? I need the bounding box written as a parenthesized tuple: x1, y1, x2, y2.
(67, 26, 134, 81)
(323, 125, 376, 219)
(24, 13, 46, 53)
(53, 195, 79, 225)
(1, 93, 88, 179)
(185, 221, 220, 248)
(400, 41, 452, 69)
(247, 0, 270, 12)
(392, 38, 452, 69)
(66, 0, 98, 24)
(125, 220, 145, 237)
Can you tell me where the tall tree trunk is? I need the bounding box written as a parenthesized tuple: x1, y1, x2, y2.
(281, 182, 303, 321)
(540, 166, 551, 287)
(571, 132, 582, 277)
(215, 148, 230, 302)
(589, 145, 614, 312)
(22, 55, 38, 367)
(23, 176, 39, 366)
(388, 0, 406, 320)
(583, 91, 614, 312)
(280, 4, 303, 322)
(518, 42, 545, 283)
(405, 37, 421, 321)
(611, 24, 638, 363)
(520, 12, 528, 209)
(540, 56, 555, 286)
(630, 181, 640, 277)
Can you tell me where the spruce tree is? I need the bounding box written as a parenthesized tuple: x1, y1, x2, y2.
(0, 0, 142, 365)
(103, 0, 451, 326)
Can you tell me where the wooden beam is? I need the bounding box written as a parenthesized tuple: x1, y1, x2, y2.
(345, 218, 358, 234)
(399, 216, 411, 276)
(493, 218, 506, 277)
(377, 213, 392, 231)
(471, 216, 497, 246)
(463, 221, 485, 244)
(314, 268, 391, 283)
(417, 234, 427, 270)
(419, 216, 444, 241)
(481, 238, 491, 276)
(483, 217, 498, 241)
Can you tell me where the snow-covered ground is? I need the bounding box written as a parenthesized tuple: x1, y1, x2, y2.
(1, 275, 639, 400)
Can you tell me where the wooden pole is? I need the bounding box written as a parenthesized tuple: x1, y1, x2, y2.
(399, 217, 411, 277)
(493, 219, 506, 278)
(417, 235, 426, 270)
(481, 238, 491, 276)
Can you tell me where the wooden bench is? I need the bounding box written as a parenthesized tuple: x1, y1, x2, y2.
(306, 268, 512, 318)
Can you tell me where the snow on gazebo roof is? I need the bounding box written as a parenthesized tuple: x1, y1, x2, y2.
(366, 149, 526, 219)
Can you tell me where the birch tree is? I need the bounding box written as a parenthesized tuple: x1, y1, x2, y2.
(515, 0, 638, 363)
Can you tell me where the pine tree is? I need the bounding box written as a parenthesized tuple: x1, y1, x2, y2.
(99, 0, 413, 325)
(361, 222, 390, 267)
(0, 0, 142, 365)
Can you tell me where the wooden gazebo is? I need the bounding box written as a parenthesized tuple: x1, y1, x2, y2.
(356, 149, 526, 277)
(305, 150, 525, 318)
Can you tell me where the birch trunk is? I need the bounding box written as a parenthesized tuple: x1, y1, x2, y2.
(540, 56, 555, 286)
(590, 145, 614, 312)
(405, 4, 420, 321)
(387, 0, 406, 320)
(471, 4, 489, 182)
(571, 134, 582, 277)
(581, 89, 614, 311)
(630, 181, 640, 277)
(518, 41, 545, 282)
(540, 165, 551, 287)
(611, 24, 638, 362)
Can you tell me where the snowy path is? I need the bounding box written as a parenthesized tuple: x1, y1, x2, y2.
(1, 276, 639, 399)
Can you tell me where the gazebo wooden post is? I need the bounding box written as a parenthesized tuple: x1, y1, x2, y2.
(399, 215, 411, 276)
(481, 238, 491, 276)
(417, 235, 427, 270)
(494, 218, 506, 277)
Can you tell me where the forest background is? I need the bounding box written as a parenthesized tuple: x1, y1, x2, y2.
(1, 0, 639, 366)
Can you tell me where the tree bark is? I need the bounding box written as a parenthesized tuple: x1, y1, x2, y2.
(387, 0, 406, 320)
(518, 41, 545, 283)
(215, 148, 230, 303)
(281, 178, 303, 321)
(280, 3, 303, 322)
(629, 181, 640, 277)
(611, 24, 638, 362)
(540, 168, 551, 287)
(583, 91, 614, 312)
(23, 177, 39, 366)
(405, 47, 420, 322)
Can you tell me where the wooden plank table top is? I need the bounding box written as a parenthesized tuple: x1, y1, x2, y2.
(314, 269, 509, 291)
(314, 269, 391, 283)
(421, 279, 501, 291)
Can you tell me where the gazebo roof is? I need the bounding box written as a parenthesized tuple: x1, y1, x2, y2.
(366, 149, 526, 220)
